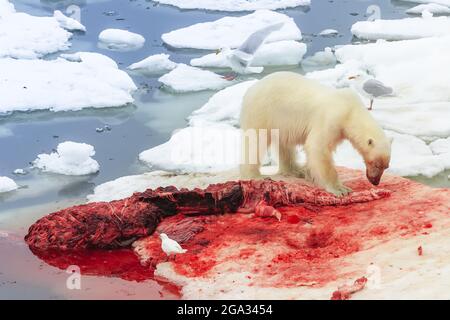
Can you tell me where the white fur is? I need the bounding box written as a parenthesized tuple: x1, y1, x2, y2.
(240, 72, 391, 195)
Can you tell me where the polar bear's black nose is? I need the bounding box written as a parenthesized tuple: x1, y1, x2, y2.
(366, 168, 382, 186)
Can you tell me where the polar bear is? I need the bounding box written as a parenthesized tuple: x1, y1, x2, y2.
(240, 72, 391, 196)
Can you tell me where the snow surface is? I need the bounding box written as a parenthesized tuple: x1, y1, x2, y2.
(53, 10, 86, 32)
(158, 64, 232, 93)
(128, 54, 177, 74)
(152, 0, 310, 12)
(0, 176, 18, 193)
(406, 3, 450, 15)
(403, 0, 450, 6)
(351, 15, 450, 40)
(191, 41, 306, 69)
(0, 52, 137, 113)
(32, 141, 100, 176)
(0, 0, 72, 59)
(162, 10, 302, 50)
(98, 29, 145, 51)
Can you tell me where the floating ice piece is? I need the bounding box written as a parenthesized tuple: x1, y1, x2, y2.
(53, 10, 86, 32)
(33, 141, 100, 176)
(351, 16, 450, 40)
(0, 0, 71, 59)
(152, 0, 310, 11)
(0, 52, 136, 113)
(98, 29, 145, 51)
(13, 169, 26, 175)
(162, 10, 302, 50)
(0, 176, 18, 193)
(191, 41, 306, 69)
(128, 53, 177, 74)
(407, 3, 450, 15)
(158, 64, 232, 93)
(319, 28, 339, 36)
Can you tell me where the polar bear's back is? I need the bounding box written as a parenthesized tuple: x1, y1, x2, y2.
(241, 72, 341, 131)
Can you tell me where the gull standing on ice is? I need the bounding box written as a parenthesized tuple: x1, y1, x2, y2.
(160, 233, 187, 256)
(218, 22, 285, 79)
(348, 74, 394, 110)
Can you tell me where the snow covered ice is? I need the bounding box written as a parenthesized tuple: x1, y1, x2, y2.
(0, 176, 18, 193)
(406, 3, 450, 15)
(0, 0, 72, 59)
(402, 0, 450, 7)
(128, 54, 177, 75)
(0, 52, 137, 113)
(98, 29, 145, 51)
(191, 41, 307, 69)
(32, 141, 100, 176)
(161, 10, 302, 50)
(158, 64, 232, 93)
(351, 15, 450, 40)
(152, 0, 310, 12)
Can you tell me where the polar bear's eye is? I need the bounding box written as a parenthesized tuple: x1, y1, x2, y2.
(368, 139, 374, 146)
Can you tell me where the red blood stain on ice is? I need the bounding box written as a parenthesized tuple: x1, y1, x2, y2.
(134, 171, 450, 288)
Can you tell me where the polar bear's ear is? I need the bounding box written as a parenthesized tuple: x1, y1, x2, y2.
(368, 138, 374, 146)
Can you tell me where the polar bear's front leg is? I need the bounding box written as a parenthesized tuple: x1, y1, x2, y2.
(304, 136, 352, 196)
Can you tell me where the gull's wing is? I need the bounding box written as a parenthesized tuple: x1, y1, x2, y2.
(236, 22, 285, 57)
(363, 79, 393, 97)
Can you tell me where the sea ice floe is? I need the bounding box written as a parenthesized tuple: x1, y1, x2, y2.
(402, 0, 450, 7)
(152, 0, 311, 11)
(33, 141, 100, 176)
(0, 0, 72, 59)
(162, 10, 302, 50)
(406, 3, 450, 15)
(0, 52, 136, 113)
(351, 15, 450, 40)
(318, 28, 339, 36)
(13, 169, 26, 175)
(128, 53, 178, 75)
(98, 28, 145, 51)
(158, 64, 232, 93)
(53, 10, 86, 32)
(0, 176, 18, 193)
(191, 41, 307, 70)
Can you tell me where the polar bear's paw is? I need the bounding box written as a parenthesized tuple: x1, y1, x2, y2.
(325, 183, 353, 197)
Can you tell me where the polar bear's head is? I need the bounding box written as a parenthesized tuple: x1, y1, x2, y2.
(362, 135, 392, 186)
